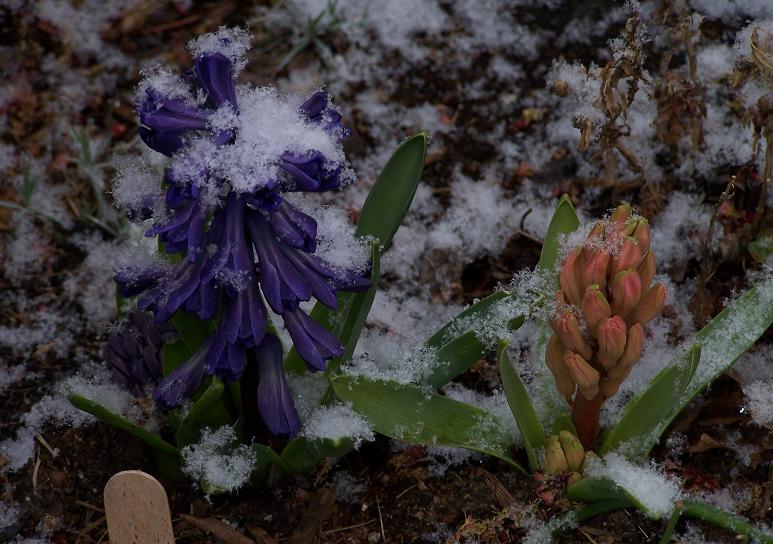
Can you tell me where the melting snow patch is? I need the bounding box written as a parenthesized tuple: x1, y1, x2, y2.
(584, 453, 680, 517)
(181, 426, 256, 493)
(301, 402, 374, 448)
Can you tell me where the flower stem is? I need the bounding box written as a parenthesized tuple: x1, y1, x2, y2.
(572, 394, 604, 450)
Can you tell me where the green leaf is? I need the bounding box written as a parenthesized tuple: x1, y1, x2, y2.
(423, 296, 525, 389)
(498, 340, 545, 472)
(682, 499, 773, 543)
(285, 131, 427, 374)
(251, 443, 284, 482)
(68, 394, 179, 455)
(604, 269, 773, 458)
(325, 242, 382, 374)
(172, 312, 209, 354)
(331, 375, 525, 472)
(279, 435, 355, 474)
(568, 477, 666, 519)
(748, 228, 773, 263)
(425, 291, 511, 349)
(537, 194, 580, 272)
(551, 414, 577, 436)
(162, 339, 193, 376)
(600, 344, 701, 457)
(355, 131, 428, 247)
(175, 378, 232, 447)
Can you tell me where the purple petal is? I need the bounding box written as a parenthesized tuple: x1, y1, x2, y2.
(255, 335, 301, 437)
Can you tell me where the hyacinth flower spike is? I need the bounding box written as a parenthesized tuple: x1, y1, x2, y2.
(545, 204, 666, 448)
(114, 28, 370, 438)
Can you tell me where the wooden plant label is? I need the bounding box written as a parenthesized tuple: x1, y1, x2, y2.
(104, 470, 175, 544)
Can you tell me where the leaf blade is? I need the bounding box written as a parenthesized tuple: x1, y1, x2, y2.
(68, 394, 179, 455)
(331, 375, 525, 472)
(498, 340, 545, 472)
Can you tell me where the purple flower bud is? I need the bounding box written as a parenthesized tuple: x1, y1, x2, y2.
(255, 334, 301, 437)
(153, 338, 209, 410)
(104, 310, 176, 395)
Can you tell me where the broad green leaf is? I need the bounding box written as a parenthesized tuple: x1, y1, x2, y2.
(280, 435, 355, 474)
(423, 310, 524, 389)
(537, 194, 580, 272)
(425, 291, 512, 349)
(172, 312, 209, 354)
(605, 269, 773, 457)
(355, 131, 428, 247)
(748, 228, 773, 263)
(681, 499, 773, 543)
(162, 339, 192, 375)
(175, 378, 232, 447)
(551, 414, 576, 436)
(251, 443, 284, 482)
(331, 375, 525, 473)
(420, 194, 579, 390)
(425, 331, 486, 389)
(568, 477, 668, 519)
(68, 394, 179, 455)
(600, 344, 701, 457)
(498, 340, 545, 472)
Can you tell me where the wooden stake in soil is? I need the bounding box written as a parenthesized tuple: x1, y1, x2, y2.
(104, 470, 175, 544)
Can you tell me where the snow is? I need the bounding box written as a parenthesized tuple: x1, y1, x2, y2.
(181, 426, 256, 493)
(742, 381, 773, 428)
(343, 333, 440, 386)
(584, 452, 681, 517)
(187, 27, 253, 74)
(301, 402, 375, 447)
(169, 85, 351, 194)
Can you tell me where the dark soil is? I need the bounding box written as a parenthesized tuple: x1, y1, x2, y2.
(1, 1, 772, 543)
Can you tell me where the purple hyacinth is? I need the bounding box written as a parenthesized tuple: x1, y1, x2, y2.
(115, 28, 370, 437)
(103, 310, 177, 395)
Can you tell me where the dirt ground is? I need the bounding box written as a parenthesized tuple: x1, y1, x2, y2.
(1, 1, 772, 542)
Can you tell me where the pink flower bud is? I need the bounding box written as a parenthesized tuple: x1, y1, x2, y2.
(632, 219, 650, 255)
(552, 311, 593, 360)
(581, 284, 611, 329)
(546, 334, 576, 400)
(610, 203, 632, 225)
(563, 351, 600, 400)
(610, 237, 643, 277)
(580, 250, 610, 292)
(610, 269, 642, 317)
(638, 251, 656, 289)
(627, 283, 667, 326)
(595, 316, 627, 368)
(559, 248, 584, 306)
(608, 323, 645, 381)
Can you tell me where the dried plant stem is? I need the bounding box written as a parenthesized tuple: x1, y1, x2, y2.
(691, 178, 735, 322)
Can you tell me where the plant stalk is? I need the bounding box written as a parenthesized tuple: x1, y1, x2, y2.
(572, 394, 604, 450)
